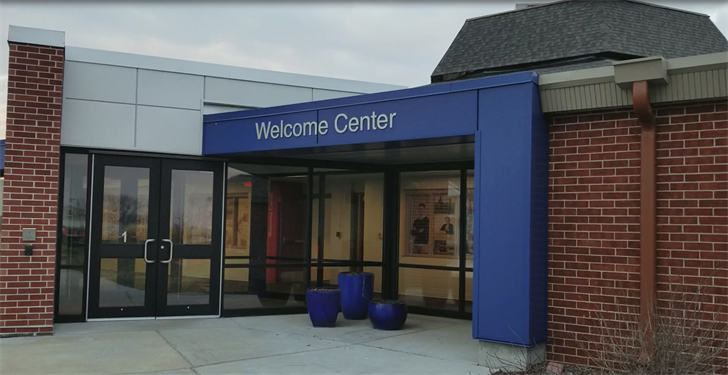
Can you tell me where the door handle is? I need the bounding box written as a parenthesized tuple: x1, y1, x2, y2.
(161, 239, 174, 264)
(144, 239, 155, 263)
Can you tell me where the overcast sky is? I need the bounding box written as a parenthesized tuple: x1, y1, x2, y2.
(1, 1, 726, 136)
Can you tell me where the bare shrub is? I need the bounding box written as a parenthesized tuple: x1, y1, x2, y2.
(576, 283, 728, 375)
(488, 279, 726, 375)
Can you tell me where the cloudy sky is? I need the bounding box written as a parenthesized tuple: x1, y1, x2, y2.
(0, 1, 726, 136)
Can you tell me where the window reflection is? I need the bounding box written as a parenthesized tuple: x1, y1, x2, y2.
(101, 166, 150, 244)
(223, 165, 308, 310)
(58, 154, 89, 318)
(312, 174, 384, 264)
(170, 170, 214, 245)
(60, 154, 88, 266)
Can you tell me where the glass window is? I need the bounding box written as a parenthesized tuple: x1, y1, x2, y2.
(98, 258, 147, 308)
(167, 259, 211, 305)
(101, 166, 150, 244)
(312, 173, 384, 263)
(60, 154, 88, 266)
(57, 268, 84, 315)
(58, 153, 89, 318)
(223, 164, 309, 312)
(311, 266, 383, 300)
(398, 268, 459, 311)
(399, 171, 461, 266)
(170, 170, 214, 245)
(465, 271, 473, 313)
(225, 165, 308, 264)
(223, 266, 306, 310)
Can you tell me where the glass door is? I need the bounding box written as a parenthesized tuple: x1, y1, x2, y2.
(88, 156, 161, 318)
(88, 156, 223, 319)
(156, 159, 223, 317)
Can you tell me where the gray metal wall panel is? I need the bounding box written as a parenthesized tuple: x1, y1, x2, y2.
(312, 89, 359, 101)
(61, 99, 136, 149)
(136, 106, 201, 155)
(63, 61, 136, 104)
(66, 46, 406, 94)
(137, 69, 204, 110)
(204, 77, 312, 108)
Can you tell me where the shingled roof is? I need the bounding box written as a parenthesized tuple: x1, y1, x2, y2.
(431, 0, 728, 82)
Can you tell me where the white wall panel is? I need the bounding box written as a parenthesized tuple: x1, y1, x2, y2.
(136, 106, 201, 155)
(137, 69, 204, 110)
(63, 61, 136, 104)
(312, 89, 359, 101)
(205, 77, 312, 108)
(61, 99, 136, 149)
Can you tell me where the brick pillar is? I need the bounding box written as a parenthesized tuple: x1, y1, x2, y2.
(0, 39, 64, 336)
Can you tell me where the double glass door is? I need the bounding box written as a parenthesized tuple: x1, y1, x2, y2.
(88, 156, 223, 318)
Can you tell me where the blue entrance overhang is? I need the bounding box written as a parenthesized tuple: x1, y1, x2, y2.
(202, 72, 537, 157)
(202, 71, 549, 348)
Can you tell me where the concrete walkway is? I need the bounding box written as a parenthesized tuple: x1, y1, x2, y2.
(0, 314, 490, 375)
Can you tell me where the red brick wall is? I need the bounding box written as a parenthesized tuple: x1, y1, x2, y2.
(547, 108, 643, 365)
(547, 100, 728, 368)
(0, 42, 64, 336)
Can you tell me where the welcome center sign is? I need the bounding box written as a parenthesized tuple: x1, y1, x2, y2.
(202, 90, 478, 154)
(254, 111, 398, 140)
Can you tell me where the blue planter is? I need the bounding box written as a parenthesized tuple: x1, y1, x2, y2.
(338, 272, 374, 320)
(368, 300, 407, 330)
(306, 288, 340, 327)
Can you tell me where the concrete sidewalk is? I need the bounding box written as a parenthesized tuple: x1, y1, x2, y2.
(0, 314, 490, 375)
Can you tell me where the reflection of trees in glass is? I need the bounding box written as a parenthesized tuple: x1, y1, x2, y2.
(175, 195, 212, 244)
(62, 196, 87, 265)
(102, 193, 146, 243)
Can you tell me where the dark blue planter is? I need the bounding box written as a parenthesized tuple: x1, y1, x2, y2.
(368, 300, 407, 330)
(338, 272, 374, 320)
(306, 288, 340, 327)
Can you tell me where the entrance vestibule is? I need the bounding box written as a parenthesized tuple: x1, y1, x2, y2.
(55, 73, 547, 356)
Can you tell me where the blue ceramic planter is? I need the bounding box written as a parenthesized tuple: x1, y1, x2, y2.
(338, 272, 374, 320)
(306, 288, 340, 327)
(368, 300, 407, 330)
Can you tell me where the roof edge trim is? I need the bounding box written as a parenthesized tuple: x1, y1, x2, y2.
(8, 25, 65, 48)
(539, 52, 728, 90)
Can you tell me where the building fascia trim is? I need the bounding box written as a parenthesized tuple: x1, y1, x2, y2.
(539, 52, 728, 113)
(8, 25, 65, 48)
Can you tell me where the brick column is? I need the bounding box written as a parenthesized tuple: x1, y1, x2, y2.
(1, 38, 64, 336)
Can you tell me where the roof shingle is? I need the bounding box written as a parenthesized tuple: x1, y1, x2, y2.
(432, 0, 728, 81)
